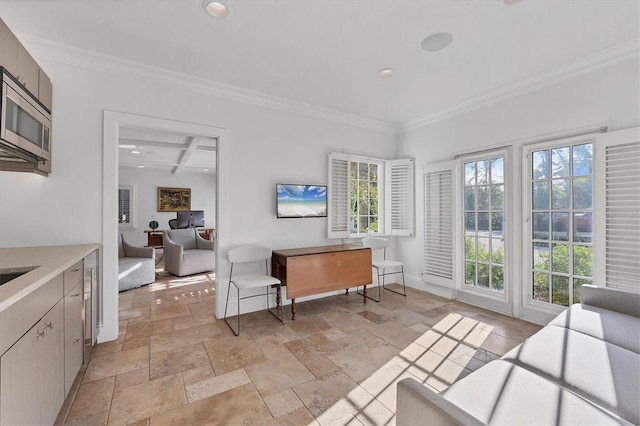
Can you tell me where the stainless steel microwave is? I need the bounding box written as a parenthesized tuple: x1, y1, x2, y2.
(0, 68, 51, 174)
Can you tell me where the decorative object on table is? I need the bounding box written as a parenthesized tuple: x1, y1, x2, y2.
(157, 187, 191, 212)
(149, 220, 159, 230)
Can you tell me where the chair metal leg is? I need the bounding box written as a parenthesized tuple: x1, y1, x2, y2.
(223, 281, 240, 336)
(383, 266, 407, 297)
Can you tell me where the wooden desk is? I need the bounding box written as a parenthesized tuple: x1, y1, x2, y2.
(271, 245, 372, 319)
(144, 228, 214, 247)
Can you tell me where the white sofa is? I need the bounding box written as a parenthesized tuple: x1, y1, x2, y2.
(118, 233, 155, 291)
(397, 285, 640, 425)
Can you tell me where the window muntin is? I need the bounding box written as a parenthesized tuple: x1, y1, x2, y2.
(530, 143, 593, 306)
(350, 158, 383, 236)
(463, 156, 505, 293)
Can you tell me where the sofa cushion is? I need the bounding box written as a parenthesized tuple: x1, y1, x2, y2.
(502, 325, 640, 424)
(441, 360, 634, 425)
(548, 304, 640, 354)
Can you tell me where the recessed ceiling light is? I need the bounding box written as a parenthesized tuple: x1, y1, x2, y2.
(377, 68, 393, 78)
(137, 165, 145, 168)
(118, 144, 136, 149)
(421, 32, 454, 52)
(203, 169, 209, 172)
(203, 1, 228, 18)
(131, 150, 141, 154)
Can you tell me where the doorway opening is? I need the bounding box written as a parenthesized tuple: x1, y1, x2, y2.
(102, 111, 228, 343)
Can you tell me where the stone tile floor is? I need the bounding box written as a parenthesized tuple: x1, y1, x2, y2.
(59, 270, 541, 425)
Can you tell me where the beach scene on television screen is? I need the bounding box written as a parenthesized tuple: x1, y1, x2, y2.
(278, 185, 327, 217)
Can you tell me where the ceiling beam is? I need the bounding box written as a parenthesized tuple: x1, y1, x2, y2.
(174, 136, 199, 175)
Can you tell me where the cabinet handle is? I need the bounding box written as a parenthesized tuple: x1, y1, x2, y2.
(44, 321, 53, 330)
(74, 338, 81, 344)
(36, 329, 45, 339)
(71, 293, 81, 297)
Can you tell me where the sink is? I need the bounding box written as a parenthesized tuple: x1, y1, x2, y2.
(0, 266, 38, 286)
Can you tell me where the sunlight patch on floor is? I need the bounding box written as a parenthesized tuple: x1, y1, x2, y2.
(315, 312, 494, 425)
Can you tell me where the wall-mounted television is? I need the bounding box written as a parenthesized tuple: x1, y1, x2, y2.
(176, 210, 205, 228)
(276, 184, 327, 218)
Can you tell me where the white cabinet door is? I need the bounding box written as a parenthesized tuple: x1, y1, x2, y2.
(1, 300, 65, 426)
(40, 300, 65, 426)
(0, 319, 41, 426)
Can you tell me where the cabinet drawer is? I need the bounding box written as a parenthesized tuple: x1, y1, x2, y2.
(0, 273, 63, 355)
(64, 283, 83, 347)
(64, 261, 83, 294)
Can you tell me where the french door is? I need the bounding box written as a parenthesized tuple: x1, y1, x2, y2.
(523, 134, 595, 318)
(456, 149, 512, 314)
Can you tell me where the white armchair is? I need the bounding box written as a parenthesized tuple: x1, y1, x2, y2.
(163, 228, 215, 277)
(118, 233, 155, 291)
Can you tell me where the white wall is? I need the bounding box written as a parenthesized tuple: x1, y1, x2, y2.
(118, 168, 216, 247)
(0, 48, 395, 342)
(396, 58, 640, 314)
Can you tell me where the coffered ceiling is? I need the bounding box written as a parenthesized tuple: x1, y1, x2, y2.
(0, 0, 638, 132)
(118, 127, 216, 174)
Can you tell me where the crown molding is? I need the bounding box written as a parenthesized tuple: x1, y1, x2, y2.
(20, 34, 638, 136)
(19, 35, 396, 134)
(398, 38, 640, 133)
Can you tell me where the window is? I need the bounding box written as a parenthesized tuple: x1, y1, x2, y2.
(328, 152, 413, 238)
(463, 156, 506, 293)
(118, 184, 136, 229)
(527, 140, 593, 307)
(351, 158, 382, 235)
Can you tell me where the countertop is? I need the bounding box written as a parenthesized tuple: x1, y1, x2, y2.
(0, 244, 99, 313)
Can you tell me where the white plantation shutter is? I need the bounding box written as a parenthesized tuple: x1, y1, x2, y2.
(387, 158, 415, 236)
(595, 128, 640, 292)
(423, 161, 456, 287)
(328, 152, 350, 239)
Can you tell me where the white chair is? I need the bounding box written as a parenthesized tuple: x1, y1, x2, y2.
(224, 245, 285, 336)
(359, 237, 406, 302)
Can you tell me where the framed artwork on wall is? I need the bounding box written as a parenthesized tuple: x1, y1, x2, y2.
(157, 187, 191, 212)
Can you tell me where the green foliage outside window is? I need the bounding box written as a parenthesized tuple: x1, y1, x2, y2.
(350, 161, 379, 234)
(465, 237, 505, 292)
(532, 244, 592, 306)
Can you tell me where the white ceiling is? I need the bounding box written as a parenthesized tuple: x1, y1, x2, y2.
(118, 127, 216, 174)
(0, 0, 638, 130)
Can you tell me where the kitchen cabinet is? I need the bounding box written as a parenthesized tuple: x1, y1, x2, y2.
(16, 43, 39, 97)
(38, 68, 52, 111)
(0, 18, 18, 77)
(1, 298, 64, 426)
(0, 254, 91, 425)
(0, 17, 52, 111)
